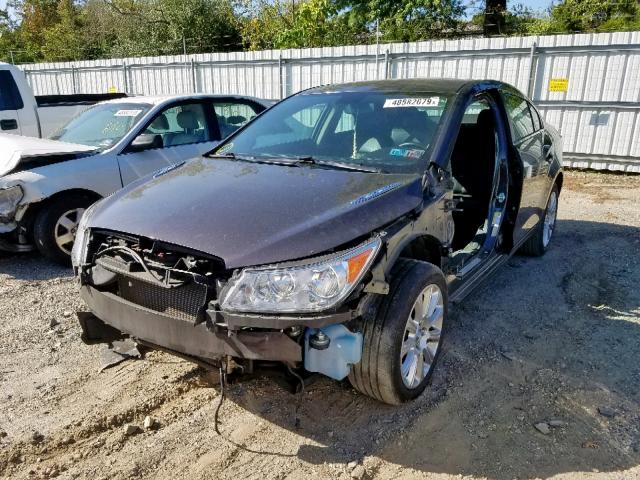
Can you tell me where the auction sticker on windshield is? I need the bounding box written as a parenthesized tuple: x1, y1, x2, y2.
(114, 109, 143, 117)
(383, 97, 441, 108)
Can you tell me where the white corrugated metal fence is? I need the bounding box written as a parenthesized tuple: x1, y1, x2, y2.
(18, 31, 640, 172)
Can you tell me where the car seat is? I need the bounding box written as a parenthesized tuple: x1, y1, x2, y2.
(355, 111, 393, 153)
(450, 108, 497, 250)
(167, 110, 205, 146)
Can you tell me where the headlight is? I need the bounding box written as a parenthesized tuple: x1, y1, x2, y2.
(0, 185, 24, 222)
(71, 201, 99, 268)
(220, 237, 382, 313)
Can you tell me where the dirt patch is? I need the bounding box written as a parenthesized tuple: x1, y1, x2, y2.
(1, 170, 639, 480)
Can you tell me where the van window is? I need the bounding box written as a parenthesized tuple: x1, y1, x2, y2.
(0, 71, 24, 111)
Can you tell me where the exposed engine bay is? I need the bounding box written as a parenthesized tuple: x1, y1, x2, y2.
(84, 231, 226, 324)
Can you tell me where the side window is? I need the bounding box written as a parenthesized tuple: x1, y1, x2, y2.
(0, 71, 24, 111)
(529, 102, 542, 131)
(213, 102, 260, 139)
(141, 103, 209, 149)
(335, 110, 355, 133)
(461, 100, 491, 124)
(503, 93, 535, 141)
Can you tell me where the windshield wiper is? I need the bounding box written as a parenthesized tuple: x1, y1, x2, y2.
(208, 152, 383, 173)
(294, 156, 383, 173)
(207, 152, 299, 167)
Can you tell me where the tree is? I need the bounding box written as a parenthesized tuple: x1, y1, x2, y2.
(41, 0, 85, 61)
(12, 0, 60, 60)
(336, 0, 466, 42)
(99, 0, 242, 57)
(530, 0, 640, 34)
(483, 0, 506, 36)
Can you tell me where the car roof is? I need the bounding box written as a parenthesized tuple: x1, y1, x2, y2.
(304, 79, 504, 95)
(100, 94, 269, 106)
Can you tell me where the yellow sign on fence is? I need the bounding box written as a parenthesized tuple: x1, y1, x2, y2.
(108, 86, 118, 94)
(549, 78, 569, 92)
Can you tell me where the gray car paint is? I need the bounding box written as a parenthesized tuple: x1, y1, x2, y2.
(88, 157, 423, 268)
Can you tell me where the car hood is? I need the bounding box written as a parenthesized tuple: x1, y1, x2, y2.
(0, 133, 97, 176)
(89, 158, 424, 268)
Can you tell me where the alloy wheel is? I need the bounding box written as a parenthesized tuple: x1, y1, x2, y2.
(400, 284, 444, 389)
(54, 208, 85, 255)
(542, 191, 558, 248)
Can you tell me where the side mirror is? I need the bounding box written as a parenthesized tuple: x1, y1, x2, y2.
(125, 134, 162, 153)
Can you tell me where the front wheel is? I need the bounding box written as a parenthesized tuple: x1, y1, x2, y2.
(33, 194, 95, 265)
(349, 259, 448, 405)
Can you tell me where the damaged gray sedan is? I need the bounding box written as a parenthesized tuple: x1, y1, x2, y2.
(73, 79, 563, 404)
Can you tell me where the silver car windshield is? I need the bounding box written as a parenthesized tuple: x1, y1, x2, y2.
(50, 103, 152, 150)
(215, 91, 449, 174)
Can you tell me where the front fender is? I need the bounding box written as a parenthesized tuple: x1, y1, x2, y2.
(1, 154, 122, 222)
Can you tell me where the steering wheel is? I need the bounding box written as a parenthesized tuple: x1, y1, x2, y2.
(398, 142, 426, 150)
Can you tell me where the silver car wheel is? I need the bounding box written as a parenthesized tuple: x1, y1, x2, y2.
(542, 191, 557, 248)
(54, 208, 85, 255)
(400, 284, 444, 389)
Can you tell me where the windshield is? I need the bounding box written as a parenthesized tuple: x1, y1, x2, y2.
(214, 90, 449, 174)
(50, 102, 152, 150)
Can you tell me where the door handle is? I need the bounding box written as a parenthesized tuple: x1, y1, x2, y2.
(0, 119, 18, 131)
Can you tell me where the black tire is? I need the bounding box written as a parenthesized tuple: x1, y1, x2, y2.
(348, 258, 448, 405)
(520, 184, 559, 257)
(33, 193, 95, 265)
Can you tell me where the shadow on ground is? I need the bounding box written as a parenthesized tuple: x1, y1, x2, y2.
(0, 251, 69, 281)
(212, 219, 640, 479)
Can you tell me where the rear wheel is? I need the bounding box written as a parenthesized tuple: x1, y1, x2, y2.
(33, 194, 95, 265)
(348, 259, 447, 405)
(520, 184, 559, 256)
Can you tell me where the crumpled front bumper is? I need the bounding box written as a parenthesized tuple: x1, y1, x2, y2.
(79, 285, 304, 363)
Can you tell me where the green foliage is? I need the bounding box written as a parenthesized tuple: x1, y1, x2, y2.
(529, 0, 640, 34)
(1, 0, 640, 64)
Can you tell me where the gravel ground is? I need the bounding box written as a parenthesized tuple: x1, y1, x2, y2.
(0, 170, 639, 480)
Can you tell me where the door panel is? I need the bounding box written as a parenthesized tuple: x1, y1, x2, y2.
(118, 141, 218, 186)
(502, 93, 547, 246)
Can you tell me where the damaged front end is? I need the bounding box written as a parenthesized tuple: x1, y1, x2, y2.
(0, 185, 34, 253)
(75, 229, 375, 378)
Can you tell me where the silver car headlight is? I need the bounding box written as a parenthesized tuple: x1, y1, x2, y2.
(220, 237, 382, 313)
(71, 201, 99, 268)
(0, 185, 24, 222)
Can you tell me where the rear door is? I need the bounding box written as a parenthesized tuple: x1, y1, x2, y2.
(117, 100, 219, 185)
(0, 70, 23, 135)
(501, 92, 547, 246)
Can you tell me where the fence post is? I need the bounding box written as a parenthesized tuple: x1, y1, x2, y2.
(278, 53, 284, 100)
(71, 65, 77, 94)
(527, 42, 538, 100)
(384, 49, 390, 79)
(190, 58, 198, 93)
(122, 62, 129, 94)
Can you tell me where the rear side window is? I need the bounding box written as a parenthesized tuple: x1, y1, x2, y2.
(213, 101, 261, 139)
(0, 70, 24, 111)
(502, 93, 535, 141)
(529, 102, 542, 131)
